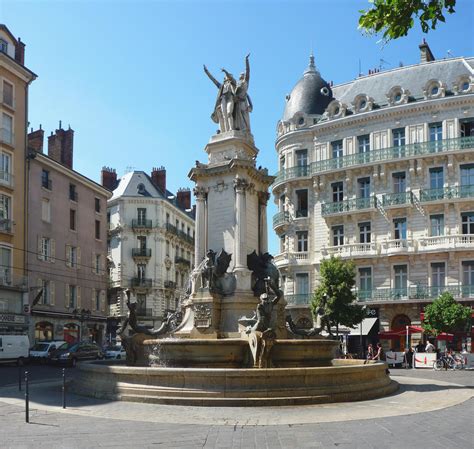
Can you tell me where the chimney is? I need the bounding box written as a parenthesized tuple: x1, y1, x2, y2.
(101, 167, 117, 191)
(15, 37, 25, 65)
(151, 166, 166, 193)
(419, 39, 435, 63)
(27, 126, 44, 153)
(177, 188, 191, 210)
(47, 122, 74, 169)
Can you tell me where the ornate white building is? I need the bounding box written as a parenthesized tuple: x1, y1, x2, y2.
(103, 167, 195, 330)
(272, 42, 474, 351)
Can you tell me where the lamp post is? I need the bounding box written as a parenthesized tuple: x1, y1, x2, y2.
(73, 308, 91, 342)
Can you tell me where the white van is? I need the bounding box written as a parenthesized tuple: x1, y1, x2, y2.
(0, 335, 30, 365)
(30, 341, 66, 363)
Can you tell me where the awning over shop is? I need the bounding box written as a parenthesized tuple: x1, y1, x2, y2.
(379, 325, 424, 339)
(348, 317, 378, 336)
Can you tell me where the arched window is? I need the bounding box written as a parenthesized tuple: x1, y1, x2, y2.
(391, 314, 411, 331)
(35, 321, 54, 341)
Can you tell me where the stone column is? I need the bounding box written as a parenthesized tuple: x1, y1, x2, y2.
(258, 191, 270, 254)
(233, 177, 249, 269)
(193, 186, 207, 267)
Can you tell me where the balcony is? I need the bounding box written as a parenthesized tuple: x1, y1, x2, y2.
(321, 242, 378, 259)
(132, 248, 152, 258)
(419, 185, 474, 203)
(273, 211, 290, 230)
(273, 251, 309, 267)
(382, 191, 412, 207)
(321, 196, 375, 216)
(165, 223, 194, 245)
(0, 171, 13, 188)
(272, 136, 474, 190)
(175, 256, 191, 267)
(419, 234, 474, 252)
(130, 277, 152, 288)
(380, 239, 415, 256)
(131, 219, 152, 229)
(356, 285, 474, 302)
(285, 294, 312, 306)
(0, 218, 12, 233)
(136, 308, 154, 317)
(164, 280, 176, 289)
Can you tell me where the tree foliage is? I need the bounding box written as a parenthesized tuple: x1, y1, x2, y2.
(422, 292, 471, 336)
(310, 257, 365, 333)
(359, 0, 457, 41)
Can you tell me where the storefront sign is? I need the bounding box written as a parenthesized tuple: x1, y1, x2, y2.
(413, 352, 437, 368)
(0, 313, 26, 324)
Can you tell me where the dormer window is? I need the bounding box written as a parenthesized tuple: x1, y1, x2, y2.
(352, 94, 373, 113)
(0, 39, 7, 54)
(462, 81, 470, 91)
(386, 86, 409, 106)
(431, 85, 439, 96)
(326, 100, 346, 120)
(453, 75, 473, 95)
(424, 79, 445, 99)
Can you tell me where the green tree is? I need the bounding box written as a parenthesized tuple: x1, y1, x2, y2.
(310, 256, 365, 335)
(422, 292, 471, 336)
(359, 0, 457, 42)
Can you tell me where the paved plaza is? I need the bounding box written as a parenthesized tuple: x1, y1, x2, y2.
(0, 368, 472, 449)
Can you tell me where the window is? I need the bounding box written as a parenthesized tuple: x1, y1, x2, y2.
(0, 246, 11, 284)
(295, 149, 307, 167)
(296, 231, 308, 252)
(358, 177, 371, 199)
(393, 128, 406, 157)
(2, 81, 13, 107)
(1, 113, 13, 144)
(295, 273, 309, 296)
(137, 208, 146, 225)
(95, 198, 101, 213)
(69, 184, 77, 201)
(187, 226, 190, 236)
(176, 219, 179, 229)
(332, 225, 344, 246)
(70, 209, 76, 231)
(280, 235, 285, 253)
(331, 140, 343, 165)
(359, 222, 371, 244)
(462, 213, 474, 235)
(95, 220, 101, 239)
(137, 235, 147, 250)
(429, 123, 443, 142)
(95, 254, 101, 274)
(394, 218, 407, 240)
(462, 261, 474, 287)
(40, 237, 51, 261)
(460, 119, 474, 138)
(392, 172, 406, 193)
(430, 214, 444, 236)
(166, 240, 170, 257)
(137, 264, 146, 279)
(0, 152, 11, 184)
(41, 170, 51, 189)
(431, 263, 445, 289)
(41, 280, 50, 305)
(429, 167, 444, 190)
(279, 155, 285, 170)
(0, 194, 11, 232)
(95, 290, 101, 311)
(394, 265, 408, 294)
(357, 135, 370, 162)
(460, 164, 474, 191)
(295, 189, 308, 217)
(166, 213, 170, 224)
(67, 246, 78, 268)
(0, 39, 7, 54)
(68, 285, 77, 308)
(41, 199, 51, 222)
(359, 268, 372, 294)
(332, 182, 343, 203)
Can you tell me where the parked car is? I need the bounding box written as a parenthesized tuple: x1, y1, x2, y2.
(30, 341, 66, 364)
(49, 342, 104, 367)
(0, 335, 30, 366)
(104, 345, 126, 359)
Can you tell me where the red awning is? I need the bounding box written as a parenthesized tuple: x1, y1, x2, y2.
(379, 326, 423, 339)
(436, 333, 454, 341)
(379, 331, 403, 339)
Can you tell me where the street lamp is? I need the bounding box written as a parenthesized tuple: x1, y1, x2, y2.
(73, 308, 91, 342)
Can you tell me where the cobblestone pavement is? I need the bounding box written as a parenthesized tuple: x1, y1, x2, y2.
(0, 370, 472, 449)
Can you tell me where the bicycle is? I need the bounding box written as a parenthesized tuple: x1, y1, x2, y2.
(433, 353, 465, 370)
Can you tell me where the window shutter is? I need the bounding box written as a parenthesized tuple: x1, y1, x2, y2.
(51, 239, 55, 263)
(50, 282, 55, 306)
(92, 252, 96, 273)
(37, 236, 42, 260)
(65, 245, 71, 267)
(92, 289, 96, 310)
(100, 290, 106, 312)
(77, 247, 81, 269)
(77, 286, 81, 308)
(65, 284, 70, 308)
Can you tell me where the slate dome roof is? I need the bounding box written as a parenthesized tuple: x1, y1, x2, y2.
(283, 55, 333, 121)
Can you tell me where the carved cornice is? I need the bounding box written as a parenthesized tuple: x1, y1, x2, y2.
(193, 186, 208, 200)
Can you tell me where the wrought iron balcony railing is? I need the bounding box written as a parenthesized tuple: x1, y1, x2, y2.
(419, 185, 474, 202)
(131, 219, 152, 229)
(164, 280, 176, 289)
(382, 191, 412, 207)
(285, 294, 312, 306)
(130, 277, 152, 288)
(356, 285, 474, 302)
(272, 211, 290, 228)
(321, 196, 375, 216)
(175, 256, 190, 266)
(132, 248, 152, 257)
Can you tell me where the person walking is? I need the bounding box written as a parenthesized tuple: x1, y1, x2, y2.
(373, 343, 385, 361)
(425, 340, 435, 353)
(366, 344, 374, 360)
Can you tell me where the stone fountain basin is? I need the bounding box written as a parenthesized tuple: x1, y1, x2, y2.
(73, 359, 398, 406)
(137, 337, 338, 368)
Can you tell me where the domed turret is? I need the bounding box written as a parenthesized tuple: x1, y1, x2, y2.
(282, 53, 333, 122)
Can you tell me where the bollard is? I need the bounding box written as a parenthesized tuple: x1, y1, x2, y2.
(62, 368, 66, 409)
(18, 365, 22, 391)
(25, 371, 29, 423)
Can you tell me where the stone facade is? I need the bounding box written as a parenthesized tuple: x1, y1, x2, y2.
(27, 126, 111, 345)
(106, 168, 195, 329)
(0, 25, 36, 335)
(272, 44, 474, 351)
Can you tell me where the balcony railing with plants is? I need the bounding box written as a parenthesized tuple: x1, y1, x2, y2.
(356, 285, 474, 302)
(272, 211, 290, 228)
(132, 248, 152, 257)
(272, 136, 474, 187)
(285, 294, 312, 306)
(130, 277, 152, 288)
(131, 219, 152, 229)
(419, 185, 474, 202)
(321, 196, 375, 216)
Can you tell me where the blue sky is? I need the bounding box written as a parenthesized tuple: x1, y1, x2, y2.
(2, 0, 473, 253)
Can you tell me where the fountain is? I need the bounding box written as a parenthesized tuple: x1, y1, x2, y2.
(73, 56, 397, 405)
